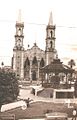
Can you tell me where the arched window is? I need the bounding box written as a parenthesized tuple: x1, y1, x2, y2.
(32, 56, 37, 65)
(50, 31, 52, 37)
(24, 57, 30, 68)
(17, 39, 21, 46)
(40, 58, 44, 67)
(18, 28, 21, 36)
(50, 41, 53, 48)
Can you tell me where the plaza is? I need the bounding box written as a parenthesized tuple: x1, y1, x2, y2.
(0, 8, 77, 120)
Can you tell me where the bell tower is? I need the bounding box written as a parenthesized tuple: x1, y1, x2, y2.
(14, 10, 24, 50)
(45, 12, 57, 65)
(13, 10, 24, 79)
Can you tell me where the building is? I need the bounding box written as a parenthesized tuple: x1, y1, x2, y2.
(12, 12, 57, 81)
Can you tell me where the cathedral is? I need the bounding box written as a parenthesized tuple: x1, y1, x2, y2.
(12, 12, 57, 81)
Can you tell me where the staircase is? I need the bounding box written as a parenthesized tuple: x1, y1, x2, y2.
(38, 88, 53, 98)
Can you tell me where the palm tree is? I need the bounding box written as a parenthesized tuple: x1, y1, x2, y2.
(68, 59, 76, 68)
(68, 59, 76, 79)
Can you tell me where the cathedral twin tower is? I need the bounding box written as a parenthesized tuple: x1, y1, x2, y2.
(12, 12, 57, 81)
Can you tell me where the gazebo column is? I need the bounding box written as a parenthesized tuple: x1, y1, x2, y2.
(65, 73, 68, 88)
(66, 73, 68, 83)
(48, 73, 51, 83)
(45, 73, 48, 83)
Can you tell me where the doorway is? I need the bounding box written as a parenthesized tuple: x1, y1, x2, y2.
(32, 71, 36, 80)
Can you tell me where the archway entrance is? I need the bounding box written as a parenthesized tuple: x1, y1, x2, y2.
(32, 71, 36, 80)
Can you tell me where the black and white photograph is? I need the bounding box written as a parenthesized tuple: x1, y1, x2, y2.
(0, 0, 77, 120)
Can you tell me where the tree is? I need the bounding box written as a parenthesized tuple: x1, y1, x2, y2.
(0, 69, 19, 110)
(68, 59, 76, 79)
(68, 59, 76, 68)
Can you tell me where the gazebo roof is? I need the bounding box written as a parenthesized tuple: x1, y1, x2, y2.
(41, 59, 74, 73)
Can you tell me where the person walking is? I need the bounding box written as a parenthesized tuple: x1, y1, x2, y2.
(26, 98, 33, 107)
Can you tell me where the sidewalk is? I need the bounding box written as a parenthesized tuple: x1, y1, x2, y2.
(19, 88, 77, 104)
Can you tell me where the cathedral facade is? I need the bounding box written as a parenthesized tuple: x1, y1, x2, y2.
(12, 12, 57, 81)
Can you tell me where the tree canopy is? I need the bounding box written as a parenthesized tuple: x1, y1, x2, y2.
(68, 59, 76, 68)
(0, 69, 19, 109)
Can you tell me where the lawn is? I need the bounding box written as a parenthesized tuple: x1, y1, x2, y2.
(1, 101, 77, 120)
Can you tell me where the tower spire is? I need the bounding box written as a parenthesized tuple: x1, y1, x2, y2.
(46, 11, 56, 65)
(35, 32, 37, 44)
(17, 9, 22, 23)
(48, 11, 53, 25)
(34, 32, 37, 46)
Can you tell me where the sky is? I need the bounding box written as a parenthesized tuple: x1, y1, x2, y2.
(0, 0, 77, 67)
